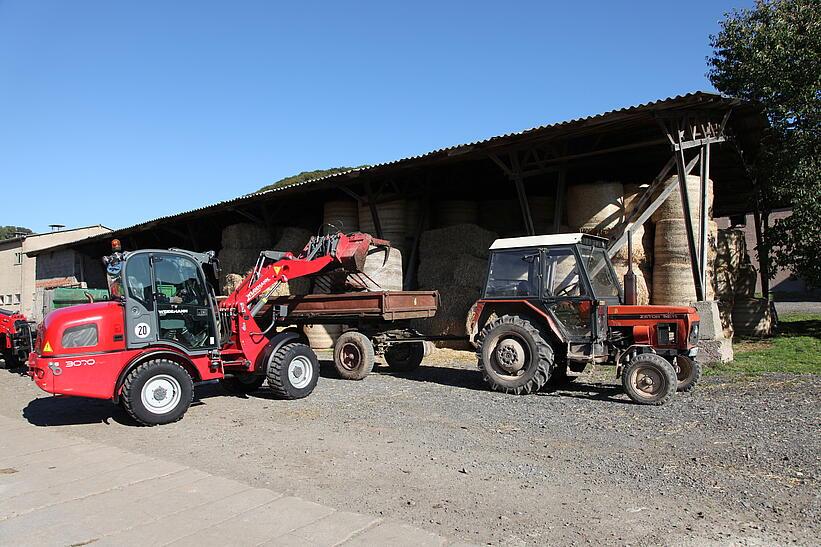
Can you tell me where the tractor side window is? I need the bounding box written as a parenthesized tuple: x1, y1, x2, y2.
(153, 254, 213, 350)
(580, 247, 620, 298)
(485, 251, 539, 298)
(545, 249, 585, 297)
(125, 254, 153, 310)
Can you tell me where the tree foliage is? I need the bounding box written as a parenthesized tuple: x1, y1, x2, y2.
(708, 0, 821, 287)
(257, 166, 368, 192)
(0, 226, 32, 240)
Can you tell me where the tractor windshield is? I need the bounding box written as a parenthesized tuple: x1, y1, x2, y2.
(579, 246, 620, 298)
(485, 250, 540, 297)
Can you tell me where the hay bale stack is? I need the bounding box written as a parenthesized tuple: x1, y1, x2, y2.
(566, 181, 625, 233)
(732, 298, 772, 337)
(358, 199, 406, 251)
(650, 219, 717, 305)
(323, 200, 359, 233)
(303, 324, 342, 350)
(221, 223, 273, 249)
(612, 260, 651, 305)
(413, 286, 480, 349)
(608, 224, 650, 265)
(420, 224, 497, 260)
(651, 175, 714, 223)
(436, 200, 479, 227)
(418, 255, 487, 289)
(623, 183, 650, 216)
(219, 222, 275, 295)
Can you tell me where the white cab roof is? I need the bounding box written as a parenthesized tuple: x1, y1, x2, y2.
(489, 233, 607, 250)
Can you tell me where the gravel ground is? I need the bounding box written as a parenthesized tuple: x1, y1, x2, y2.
(2, 353, 819, 546)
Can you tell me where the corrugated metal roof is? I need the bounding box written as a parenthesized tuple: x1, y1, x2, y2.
(58, 91, 749, 243)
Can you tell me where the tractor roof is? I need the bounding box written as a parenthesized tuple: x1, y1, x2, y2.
(489, 233, 607, 250)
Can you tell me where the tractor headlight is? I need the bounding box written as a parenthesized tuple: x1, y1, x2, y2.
(689, 322, 700, 345)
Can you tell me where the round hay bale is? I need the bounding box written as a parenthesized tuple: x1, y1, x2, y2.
(221, 273, 245, 295)
(419, 224, 497, 260)
(734, 264, 758, 297)
(651, 263, 715, 305)
(218, 248, 260, 278)
(718, 300, 734, 339)
(611, 259, 651, 305)
(274, 227, 312, 254)
(608, 224, 649, 265)
(566, 181, 625, 233)
(732, 297, 772, 338)
(348, 246, 403, 291)
(654, 219, 718, 265)
(417, 254, 487, 290)
(479, 200, 521, 236)
(623, 183, 650, 216)
(436, 200, 479, 227)
(323, 200, 359, 233)
(358, 199, 406, 236)
(221, 223, 273, 249)
(651, 175, 714, 223)
(303, 324, 342, 349)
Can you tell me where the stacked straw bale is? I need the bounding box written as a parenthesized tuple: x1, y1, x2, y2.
(650, 175, 714, 223)
(358, 198, 407, 254)
(567, 182, 625, 233)
(218, 223, 273, 295)
(414, 224, 497, 347)
(323, 200, 358, 234)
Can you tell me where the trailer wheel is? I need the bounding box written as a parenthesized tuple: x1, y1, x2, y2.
(385, 342, 425, 373)
(476, 315, 553, 395)
(674, 355, 701, 393)
(333, 331, 375, 380)
(267, 342, 319, 399)
(121, 359, 194, 426)
(219, 374, 266, 395)
(622, 353, 677, 406)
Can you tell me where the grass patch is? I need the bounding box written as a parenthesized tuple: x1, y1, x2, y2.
(706, 313, 821, 376)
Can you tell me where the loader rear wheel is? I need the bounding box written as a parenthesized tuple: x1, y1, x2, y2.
(622, 353, 677, 406)
(476, 315, 553, 395)
(267, 343, 319, 399)
(333, 331, 375, 380)
(122, 359, 194, 426)
(219, 374, 265, 395)
(385, 342, 425, 373)
(674, 355, 701, 393)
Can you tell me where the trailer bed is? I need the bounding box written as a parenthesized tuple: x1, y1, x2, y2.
(268, 290, 439, 322)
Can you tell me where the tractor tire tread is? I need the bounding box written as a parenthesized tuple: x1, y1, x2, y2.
(121, 359, 194, 426)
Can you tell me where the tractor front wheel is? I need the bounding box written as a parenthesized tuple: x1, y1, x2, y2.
(476, 315, 554, 395)
(121, 359, 194, 426)
(622, 353, 677, 406)
(385, 342, 425, 373)
(674, 355, 702, 393)
(333, 331, 375, 380)
(267, 343, 319, 399)
(219, 374, 266, 395)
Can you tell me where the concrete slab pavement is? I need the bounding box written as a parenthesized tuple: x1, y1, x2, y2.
(0, 415, 469, 546)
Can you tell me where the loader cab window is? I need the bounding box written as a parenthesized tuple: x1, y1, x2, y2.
(484, 250, 540, 298)
(124, 254, 152, 309)
(153, 254, 214, 350)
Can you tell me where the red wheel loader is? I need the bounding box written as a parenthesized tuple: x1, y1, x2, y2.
(467, 233, 701, 405)
(0, 309, 34, 369)
(27, 232, 420, 425)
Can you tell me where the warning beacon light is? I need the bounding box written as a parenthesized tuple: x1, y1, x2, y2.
(111, 239, 122, 252)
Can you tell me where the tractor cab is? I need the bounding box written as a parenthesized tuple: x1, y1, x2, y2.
(482, 233, 619, 357)
(105, 244, 221, 353)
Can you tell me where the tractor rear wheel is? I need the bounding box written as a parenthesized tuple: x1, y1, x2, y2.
(121, 359, 194, 426)
(674, 355, 701, 392)
(622, 353, 677, 406)
(476, 315, 554, 395)
(385, 342, 425, 373)
(333, 331, 375, 380)
(267, 342, 319, 399)
(219, 374, 265, 395)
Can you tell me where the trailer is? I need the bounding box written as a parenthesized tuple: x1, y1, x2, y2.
(263, 290, 442, 379)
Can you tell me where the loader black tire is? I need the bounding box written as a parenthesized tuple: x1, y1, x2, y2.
(384, 342, 425, 373)
(333, 331, 375, 380)
(476, 315, 554, 395)
(622, 353, 677, 406)
(121, 359, 194, 426)
(219, 374, 265, 395)
(267, 342, 319, 399)
(674, 355, 701, 393)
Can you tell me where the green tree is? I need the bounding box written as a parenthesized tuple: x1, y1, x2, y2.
(257, 166, 368, 192)
(708, 0, 821, 288)
(0, 226, 32, 240)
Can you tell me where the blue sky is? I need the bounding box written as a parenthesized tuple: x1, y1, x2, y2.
(0, 0, 752, 233)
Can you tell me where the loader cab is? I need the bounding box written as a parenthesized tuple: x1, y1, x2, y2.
(106, 247, 220, 353)
(483, 233, 620, 349)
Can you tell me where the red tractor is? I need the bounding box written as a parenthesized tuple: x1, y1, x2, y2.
(0, 309, 34, 369)
(468, 233, 701, 405)
(28, 232, 396, 425)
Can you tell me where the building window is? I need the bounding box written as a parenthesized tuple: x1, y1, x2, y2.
(14, 252, 22, 265)
(0, 295, 4, 305)
(13, 294, 20, 305)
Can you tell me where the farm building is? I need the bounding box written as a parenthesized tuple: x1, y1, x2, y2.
(31, 92, 773, 353)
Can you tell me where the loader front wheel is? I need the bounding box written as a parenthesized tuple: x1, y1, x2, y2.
(333, 331, 375, 380)
(476, 315, 553, 395)
(622, 353, 677, 406)
(121, 359, 194, 426)
(267, 343, 319, 399)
